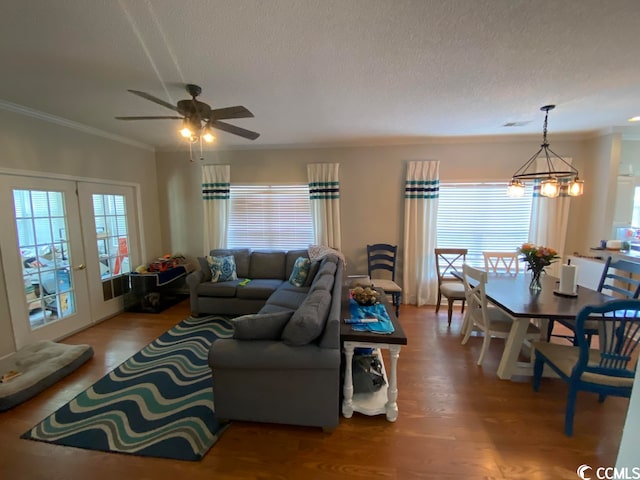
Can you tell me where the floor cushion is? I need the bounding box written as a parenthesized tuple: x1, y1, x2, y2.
(0, 341, 94, 411)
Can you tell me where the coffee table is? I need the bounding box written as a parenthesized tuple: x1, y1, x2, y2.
(340, 287, 407, 421)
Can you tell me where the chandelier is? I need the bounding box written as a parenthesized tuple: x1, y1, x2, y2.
(507, 105, 584, 198)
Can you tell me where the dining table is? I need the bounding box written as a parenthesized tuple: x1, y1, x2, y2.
(474, 272, 615, 380)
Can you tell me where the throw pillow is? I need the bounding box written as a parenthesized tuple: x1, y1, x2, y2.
(281, 289, 332, 346)
(207, 255, 237, 283)
(289, 256, 311, 287)
(232, 311, 294, 340)
(303, 260, 321, 287)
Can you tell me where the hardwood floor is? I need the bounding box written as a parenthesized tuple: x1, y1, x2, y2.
(0, 301, 629, 479)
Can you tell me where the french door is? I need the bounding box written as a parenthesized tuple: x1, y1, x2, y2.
(0, 175, 139, 349)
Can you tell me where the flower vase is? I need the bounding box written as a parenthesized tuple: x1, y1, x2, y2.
(529, 269, 543, 291)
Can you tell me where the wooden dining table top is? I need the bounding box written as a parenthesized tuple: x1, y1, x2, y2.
(481, 272, 615, 320)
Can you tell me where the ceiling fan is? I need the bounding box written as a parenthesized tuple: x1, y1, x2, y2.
(115, 83, 260, 141)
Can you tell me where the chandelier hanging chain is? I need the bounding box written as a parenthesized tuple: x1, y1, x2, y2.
(511, 105, 579, 181)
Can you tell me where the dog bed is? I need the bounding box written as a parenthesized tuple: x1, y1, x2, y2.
(0, 341, 94, 411)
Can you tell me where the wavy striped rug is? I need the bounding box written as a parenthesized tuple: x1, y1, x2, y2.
(22, 315, 233, 461)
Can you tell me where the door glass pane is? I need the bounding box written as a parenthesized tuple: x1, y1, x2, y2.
(13, 189, 77, 329)
(92, 194, 131, 300)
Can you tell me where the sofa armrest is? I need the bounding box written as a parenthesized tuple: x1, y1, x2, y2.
(186, 270, 205, 288)
(186, 270, 205, 316)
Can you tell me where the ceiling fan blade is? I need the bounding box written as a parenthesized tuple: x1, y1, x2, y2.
(115, 116, 183, 120)
(209, 106, 254, 120)
(127, 90, 178, 112)
(210, 120, 260, 140)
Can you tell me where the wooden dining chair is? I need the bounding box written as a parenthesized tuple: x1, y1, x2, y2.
(483, 251, 519, 275)
(367, 243, 402, 317)
(532, 298, 640, 436)
(461, 264, 541, 366)
(434, 248, 467, 325)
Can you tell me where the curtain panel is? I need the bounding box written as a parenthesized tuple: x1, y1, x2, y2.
(202, 164, 230, 253)
(528, 158, 572, 276)
(307, 163, 342, 250)
(403, 161, 440, 306)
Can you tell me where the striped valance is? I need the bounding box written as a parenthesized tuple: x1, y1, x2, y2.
(202, 182, 230, 200)
(309, 181, 340, 200)
(404, 179, 439, 199)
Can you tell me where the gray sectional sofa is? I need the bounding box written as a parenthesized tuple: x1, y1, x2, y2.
(186, 248, 344, 430)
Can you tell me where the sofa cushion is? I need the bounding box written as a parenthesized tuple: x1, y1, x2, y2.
(289, 257, 311, 287)
(309, 272, 335, 293)
(236, 279, 283, 300)
(197, 280, 240, 298)
(207, 255, 238, 282)
(316, 260, 337, 278)
(210, 248, 251, 278)
(285, 249, 309, 278)
(232, 311, 294, 340)
(281, 289, 332, 346)
(197, 257, 213, 282)
(250, 251, 286, 279)
(266, 288, 310, 310)
(258, 304, 296, 315)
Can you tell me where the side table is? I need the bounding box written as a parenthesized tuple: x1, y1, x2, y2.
(127, 264, 191, 313)
(340, 286, 407, 421)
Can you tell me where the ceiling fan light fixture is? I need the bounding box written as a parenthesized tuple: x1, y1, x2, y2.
(507, 105, 584, 198)
(179, 126, 193, 139)
(202, 126, 216, 143)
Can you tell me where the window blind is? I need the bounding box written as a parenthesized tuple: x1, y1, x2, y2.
(228, 185, 314, 249)
(436, 183, 533, 267)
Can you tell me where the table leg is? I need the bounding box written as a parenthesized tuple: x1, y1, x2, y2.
(385, 345, 401, 422)
(496, 318, 529, 380)
(342, 343, 355, 418)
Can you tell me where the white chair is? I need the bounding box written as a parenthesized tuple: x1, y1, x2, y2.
(461, 264, 541, 366)
(483, 251, 519, 274)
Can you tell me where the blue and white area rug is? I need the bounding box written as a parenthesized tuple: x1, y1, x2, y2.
(22, 315, 233, 461)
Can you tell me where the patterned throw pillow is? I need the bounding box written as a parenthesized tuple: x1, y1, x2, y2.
(288, 256, 311, 287)
(207, 255, 237, 283)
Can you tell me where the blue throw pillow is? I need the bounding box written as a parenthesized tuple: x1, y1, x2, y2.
(289, 257, 311, 287)
(207, 255, 237, 283)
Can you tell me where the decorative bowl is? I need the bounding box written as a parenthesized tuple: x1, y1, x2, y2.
(351, 286, 380, 306)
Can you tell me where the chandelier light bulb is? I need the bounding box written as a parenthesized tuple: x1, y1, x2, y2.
(568, 178, 584, 197)
(180, 127, 193, 138)
(540, 178, 560, 198)
(507, 179, 525, 198)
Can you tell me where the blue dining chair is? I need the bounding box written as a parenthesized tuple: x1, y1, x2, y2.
(532, 298, 640, 436)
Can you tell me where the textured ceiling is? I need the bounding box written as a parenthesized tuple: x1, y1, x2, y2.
(1, 0, 640, 150)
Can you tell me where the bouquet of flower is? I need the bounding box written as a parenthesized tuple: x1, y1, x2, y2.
(518, 243, 559, 290)
(518, 243, 560, 272)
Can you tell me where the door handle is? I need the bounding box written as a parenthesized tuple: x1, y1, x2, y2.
(74, 264, 87, 271)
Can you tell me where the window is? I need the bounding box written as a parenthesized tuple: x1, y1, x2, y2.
(436, 182, 533, 267)
(228, 185, 314, 249)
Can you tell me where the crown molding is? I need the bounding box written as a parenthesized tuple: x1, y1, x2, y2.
(0, 99, 154, 151)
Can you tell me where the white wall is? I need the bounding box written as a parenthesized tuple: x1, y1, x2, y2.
(156, 135, 603, 279)
(0, 110, 162, 358)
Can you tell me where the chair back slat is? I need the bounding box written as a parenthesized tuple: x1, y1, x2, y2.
(483, 251, 519, 274)
(367, 244, 398, 281)
(462, 264, 490, 330)
(435, 248, 468, 283)
(575, 300, 640, 379)
(597, 257, 640, 299)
